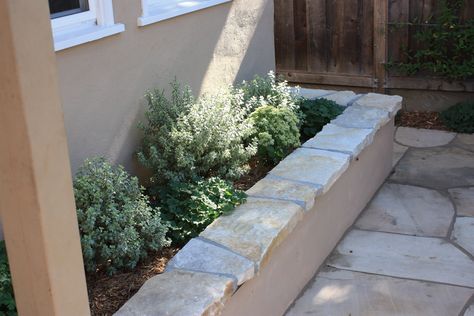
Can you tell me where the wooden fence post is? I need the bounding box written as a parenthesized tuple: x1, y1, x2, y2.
(0, 0, 90, 315)
(373, 0, 389, 92)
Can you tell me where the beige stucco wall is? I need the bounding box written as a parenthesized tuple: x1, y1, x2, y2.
(55, 0, 275, 173)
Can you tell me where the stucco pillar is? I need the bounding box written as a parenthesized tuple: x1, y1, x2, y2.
(0, 1, 90, 315)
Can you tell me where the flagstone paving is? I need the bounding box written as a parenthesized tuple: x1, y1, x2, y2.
(449, 187, 474, 217)
(395, 127, 456, 147)
(392, 142, 408, 167)
(355, 183, 454, 237)
(452, 217, 474, 256)
(453, 134, 474, 152)
(328, 229, 474, 287)
(466, 303, 474, 316)
(390, 146, 474, 189)
(287, 269, 472, 316)
(287, 128, 474, 316)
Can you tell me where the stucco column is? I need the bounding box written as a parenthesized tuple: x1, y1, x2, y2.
(0, 1, 90, 315)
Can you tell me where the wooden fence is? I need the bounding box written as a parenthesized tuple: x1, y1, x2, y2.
(275, 0, 474, 92)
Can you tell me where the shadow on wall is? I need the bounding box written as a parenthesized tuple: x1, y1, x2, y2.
(197, 0, 275, 94)
(233, 0, 275, 86)
(55, 0, 275, 175)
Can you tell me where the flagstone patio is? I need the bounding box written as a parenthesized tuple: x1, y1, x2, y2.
(286, 127, 474, 316)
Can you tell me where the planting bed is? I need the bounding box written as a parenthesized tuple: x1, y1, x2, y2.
(87, 159, 271, 315)
(115, 89, 402, 316)
(396, 111, 450, 131)
(88, 247, 178, 315)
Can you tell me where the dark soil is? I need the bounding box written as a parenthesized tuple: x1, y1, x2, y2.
(88, 247, 179, 316)
(395, 111, 451, 131)
(233, 156, 274, 191)
(88, 158, 272, 315)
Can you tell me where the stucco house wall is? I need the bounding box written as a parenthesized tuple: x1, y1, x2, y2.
(55, 0, 275, 173)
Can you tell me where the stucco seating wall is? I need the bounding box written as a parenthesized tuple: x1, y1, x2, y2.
(115, 90, 402, 316)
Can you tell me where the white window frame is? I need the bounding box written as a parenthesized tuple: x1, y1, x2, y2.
(138, 0, 232, 27)
(51, 0, 125, 51)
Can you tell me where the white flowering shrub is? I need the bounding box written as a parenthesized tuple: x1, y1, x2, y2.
(238, 71, 302, 115)
(138, 83, 256, 189)
(138, 81, 194, 186)
(171, 89, 257, 180)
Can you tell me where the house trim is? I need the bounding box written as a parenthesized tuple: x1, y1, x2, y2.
(138, 0, 232, 27)
(51, 0, 124, 51)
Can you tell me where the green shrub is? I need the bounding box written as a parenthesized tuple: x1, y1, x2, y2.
(300, 98, 345, 140)
(238, 71, 302, 115)
(158, 178, 246, 245)
(249, 105, 301, 164)
(0, 241, 16, 315)
(74, 157, 169, 275)
(138, 84, 256, 190)
(441, 101, 474, 133)
(137, 81, 194, 186)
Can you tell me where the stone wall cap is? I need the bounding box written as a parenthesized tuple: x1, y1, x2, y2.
(166, 238, 255, 286)
(331, 105, 391, 130)
(246, 176, 322, 211)
(294, 87, 336, 99)
(320, 90, 359, 107)
(200, 198, 304, 270)
(115, 270, 234, 316)
(302, 124, 376, 158)
(269, 148, 350, 193)
(353, 93, 402, 117)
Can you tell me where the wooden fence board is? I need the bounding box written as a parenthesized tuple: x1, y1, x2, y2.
(387, 77, 474, 91)
(388, 0, 409, 63)
(293, 0, 308, 70)
(275, 0, 295, 70)
(275, 0, 474, 92)
(307, 0, 328, 72)
(284, 71, 375, 87)
(374, 0, 388, 92)
(360, 0, 375, 75)
(341, 0, 361, 74)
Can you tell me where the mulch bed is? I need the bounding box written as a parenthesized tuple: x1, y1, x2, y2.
(233, 157, 274, 191)
(395, 111, 452, 131)
(87, 247, 179, 316)
(88, 158, 273, 315)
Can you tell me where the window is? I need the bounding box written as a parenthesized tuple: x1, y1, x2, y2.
(138, 0, 232, 27)
(50, 0, 125, 51)
(49, 0, 89, 18)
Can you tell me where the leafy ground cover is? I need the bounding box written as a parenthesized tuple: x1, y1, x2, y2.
(440, 102, 474, 133)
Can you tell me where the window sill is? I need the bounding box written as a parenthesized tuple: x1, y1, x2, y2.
(138, 0, 231, 27)
(53, 23, 125, 52)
